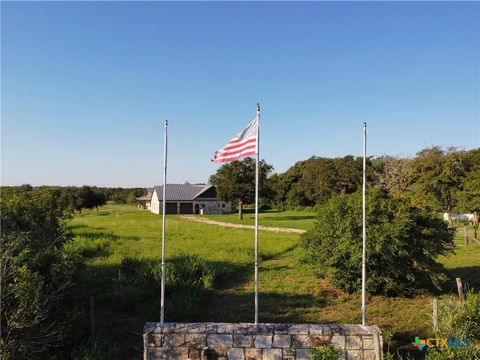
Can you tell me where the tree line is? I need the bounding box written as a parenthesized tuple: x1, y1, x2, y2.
(1, 185, 145, 213)
(210, 146, 480, 235)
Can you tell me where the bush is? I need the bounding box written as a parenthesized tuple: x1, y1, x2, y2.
(302, 188, 454, 296)
(115, 254, 216, 321)
(311, 344, 343, 360)
(0, 189, 86, 359)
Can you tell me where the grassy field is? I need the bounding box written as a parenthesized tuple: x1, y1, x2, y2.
(68, 205, 480, 358)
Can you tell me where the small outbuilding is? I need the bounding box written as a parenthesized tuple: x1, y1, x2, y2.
(136, 188, 153, 210)
(150, 184, 232, 215)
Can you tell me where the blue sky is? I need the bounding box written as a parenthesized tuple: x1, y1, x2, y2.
(2, 1, 479, 187)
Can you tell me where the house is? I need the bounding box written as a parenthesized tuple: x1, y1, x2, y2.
(136, 188, 154, 210)
(150, 184, 232, 215)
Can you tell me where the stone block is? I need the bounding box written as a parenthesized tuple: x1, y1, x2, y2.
(148, 334, 163, 347)
(263, 349, 282, 360)
(186, 334, 207, 346)
(256, 324, 275, 334)
(174, 323, 189, 333)
(245, 348, 262, 359)
(159, 322, 175, 334)
(310, 335, 331, 347)
(254, 335, 272, 348)
(273, 323, 289, 334)
(217, 323, 234, 334)
(362, 336, 374, 350)
(188, 323, 207, 333)
(234, 335, 254, 347)
(322, 325, 332, 336)
(189, 346, 202, 360)
(164, 334, 185, 347)
(217, 323, 226, 333)
(235, 324, 256, 335)
(206, 323, 218, 334)
(207, 334, 233, 347)
(329, 325, 344, 335)
(291, 335, 310, 348)
(282, 348, 295, 360)
(227, 348, 245, 360)
(272, 334, 291, 348)
(151, 347, 188, 359)
(363, 350, 376, 360)
(289, 324, 309, 334)
(346, 336, 362, 350)
(215, 347, 228, 357)
(296, 349, 311, 360)
(346, 350, 361, 360)
(148, 347, 165, 359)
(309, 325, 323, 335)
(330, 335, 346, 349)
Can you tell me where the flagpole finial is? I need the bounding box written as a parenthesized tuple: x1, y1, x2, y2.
(257, 102, 260, 112)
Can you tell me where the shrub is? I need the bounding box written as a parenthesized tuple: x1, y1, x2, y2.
(311, 344, 343, 360)
(302, 188, 454, 296)
(115, 254, 216, 321)
(1, 189, 86, 359)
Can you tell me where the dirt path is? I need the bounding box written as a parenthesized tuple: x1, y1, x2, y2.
(181, 215, 307, 234)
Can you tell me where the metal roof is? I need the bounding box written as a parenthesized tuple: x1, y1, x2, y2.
(136, 195, 152, 201)
(153, 184, 215, 201)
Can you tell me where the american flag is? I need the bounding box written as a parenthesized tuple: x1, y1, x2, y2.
(212, 117, 258, 163)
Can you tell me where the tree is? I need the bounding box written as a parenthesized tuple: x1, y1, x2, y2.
(456, 149, 480, 239)
(209, 158, 273, 219)
(375, 155, 414, 195)
(409, 147, 467, 227)
(269, 155, 373, 209)
(302, 188, 454, 296)
(1, 188, 85, 358)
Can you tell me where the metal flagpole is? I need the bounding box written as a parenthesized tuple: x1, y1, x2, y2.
(160, 119, 168, 325)
(254, 103, 260, 325)
(362, 122, 367, 327)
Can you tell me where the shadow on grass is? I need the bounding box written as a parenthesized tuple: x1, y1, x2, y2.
(77, 230, 140, 242)
(263, 215, 317, 221)
(261, 244, 298, 261)
(445, 265, 480, 291)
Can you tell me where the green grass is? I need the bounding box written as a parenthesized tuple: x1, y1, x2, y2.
(68, 205, 480, 359)
(202, 209, 317, 230)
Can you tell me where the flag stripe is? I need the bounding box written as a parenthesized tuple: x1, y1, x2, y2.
(221, 137, 256, 151)
(212, 117, 258, 163)
(213, 151, 257, 163)
(217, 142, 256, 156)
(214, 144, 257, 161)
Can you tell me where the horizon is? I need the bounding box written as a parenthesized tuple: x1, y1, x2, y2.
(2, 2, 479, 187)
(1, 144, 478, 188)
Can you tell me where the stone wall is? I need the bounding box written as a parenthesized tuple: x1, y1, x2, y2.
(143, 323, 382, 360)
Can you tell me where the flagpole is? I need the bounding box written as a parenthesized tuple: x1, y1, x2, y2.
(160, 119, 168, 325)
(362, 122, 367, 327)
(254, 103, 260, 325)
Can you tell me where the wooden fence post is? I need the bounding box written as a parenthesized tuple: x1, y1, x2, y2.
(432, 297, 439, 333)
(456, 278, 465, 306)
(464, 227, 468, 245)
